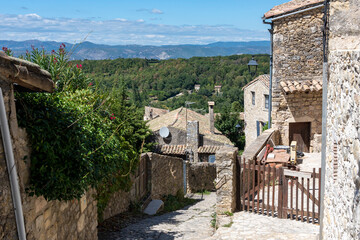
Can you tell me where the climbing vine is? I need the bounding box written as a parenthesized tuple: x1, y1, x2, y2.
(5, 45, 151, 216)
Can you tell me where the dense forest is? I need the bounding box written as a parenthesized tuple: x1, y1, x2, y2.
(74, 54, 270, 113)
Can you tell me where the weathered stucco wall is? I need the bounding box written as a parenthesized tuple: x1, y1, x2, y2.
(272, 7, 324, 152)
(322, 0, 360, 238)
(186, 162, 216, 193)
(244, 81, 269, 149)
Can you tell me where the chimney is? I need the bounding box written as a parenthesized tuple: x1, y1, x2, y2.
(208, 101, 215, 134)
(187, 121, 199, 162)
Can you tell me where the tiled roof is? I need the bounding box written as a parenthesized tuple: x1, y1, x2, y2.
(198, 145, 222, 154)
(264, 0, 324, 19)
(280, 79, 322, 94)
(0, 52, 54, 92)
(242, 74, 270, 90)
(159, 145, 222, 155)
(160, 145, 186, 155)
(148, 107, 232, 145)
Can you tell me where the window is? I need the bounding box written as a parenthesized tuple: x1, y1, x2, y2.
(251, 91, 255, 105)
(265, 94, 269, 109)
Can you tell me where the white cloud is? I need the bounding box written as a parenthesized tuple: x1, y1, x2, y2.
(151, 9, 163, 14)
(137, 8, 164, 14)
(0, 13, 268, 46)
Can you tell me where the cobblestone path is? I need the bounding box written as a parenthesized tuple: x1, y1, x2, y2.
(99, 192, 320, 240)
(98, 193, 216, 240)
(211, 211, 320, 240)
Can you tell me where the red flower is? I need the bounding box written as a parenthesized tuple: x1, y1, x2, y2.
(88, 82, 93, 86)
(2, 47, 7, 52)
(76, 64, 82, 69)
(51, 50, 55, 54)
(53, 57, 57, 63)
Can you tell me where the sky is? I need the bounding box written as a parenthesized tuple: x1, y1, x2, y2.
(0, 0, 289, 46)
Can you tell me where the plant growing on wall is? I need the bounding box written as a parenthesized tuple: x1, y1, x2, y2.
(3, 45, 151, 218)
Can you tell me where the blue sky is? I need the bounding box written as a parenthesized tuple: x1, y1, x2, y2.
(0, 0, 288, 45)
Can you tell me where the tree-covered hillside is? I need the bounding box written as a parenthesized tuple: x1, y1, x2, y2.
(74, 54, 270, 113)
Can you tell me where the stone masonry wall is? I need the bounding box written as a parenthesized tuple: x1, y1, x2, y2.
(272, 7, 324, 82)
(103, 153, 150, 220)
(272, 91, 322, 152)
(149, 153, 184, 199)
(186, 162, 216, 193)
(215, 147, 237, 214)
(244, 80, 269, 149)
(0, 78, 98, 240)
(322, 0, 360, 238)
(272, 7, 324, 152)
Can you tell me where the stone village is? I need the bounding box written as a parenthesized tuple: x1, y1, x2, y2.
(1, 0, 360, 239)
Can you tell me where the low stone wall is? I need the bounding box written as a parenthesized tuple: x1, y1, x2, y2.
(103, 153, 150, 220)
(187, 162, 216, 193)
(23, 189, 97, 240)
(0, 83, 98, 240)
(149, 153, 184, 199)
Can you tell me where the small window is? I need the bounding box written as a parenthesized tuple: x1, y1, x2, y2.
(265, 94, 269, 109)
(251, 91, 255, 105)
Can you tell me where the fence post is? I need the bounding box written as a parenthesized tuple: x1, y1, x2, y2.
(282, 168, 288, 219)
(277, 167, 283, 218)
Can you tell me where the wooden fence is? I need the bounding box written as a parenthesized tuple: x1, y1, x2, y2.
(238, 158, 321, 224)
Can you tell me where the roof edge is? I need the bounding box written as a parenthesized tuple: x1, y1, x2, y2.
(264, 2, 324, 20)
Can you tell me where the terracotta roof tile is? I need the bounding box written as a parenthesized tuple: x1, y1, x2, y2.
(242, 74, 270, 90)
(159, 145, 223, 155)
(264, 0, 324, 19)
(280, 79, 322, 94)
(198, 145, 222, 154)
(160, 145, 186, 155)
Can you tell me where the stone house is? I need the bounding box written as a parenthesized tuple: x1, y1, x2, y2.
(264, 0, 324, 153)
(147, 102, 232, 162)
(194, 84, 200, 92)
(242, 74, 270, 148)
(143, 106, 169, 121)
(214, 85, 222, 94)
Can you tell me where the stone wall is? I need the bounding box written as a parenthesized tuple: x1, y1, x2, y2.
(0, 79, 98, 240)
(215, 147, 237, 215)
(244, 80, 269, 148)
(186, 162, 216, 193)
(322, 0, 360, 238)
(272, 7, 324, 152)
(272, 91, 322, 152)
(272, 7, 324, 82)
(148, 153, 184, 199)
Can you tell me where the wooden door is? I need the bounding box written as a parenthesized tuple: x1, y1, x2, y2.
(289, 122, 311, 152)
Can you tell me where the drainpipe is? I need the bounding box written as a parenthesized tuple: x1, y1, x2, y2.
(263, 20, 273, 128)
(320, 1, 329, 239)
(0, 88, 26, 240)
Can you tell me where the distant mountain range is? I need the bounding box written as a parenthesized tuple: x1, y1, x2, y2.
(1, 40, 270, 60)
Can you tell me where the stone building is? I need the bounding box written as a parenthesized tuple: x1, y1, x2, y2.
(264, 0, 324, 152)
(147, 103, 232, 162)
(242, 74, 270, 148)
(214, 85, 222, 94)
(321, 0, 360, 238)
(194, 84, 200, 92)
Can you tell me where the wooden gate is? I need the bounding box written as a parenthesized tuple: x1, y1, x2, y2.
(238, 158, 321, 224)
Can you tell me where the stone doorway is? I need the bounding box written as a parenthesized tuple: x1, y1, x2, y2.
(289, 122, 311, 153)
